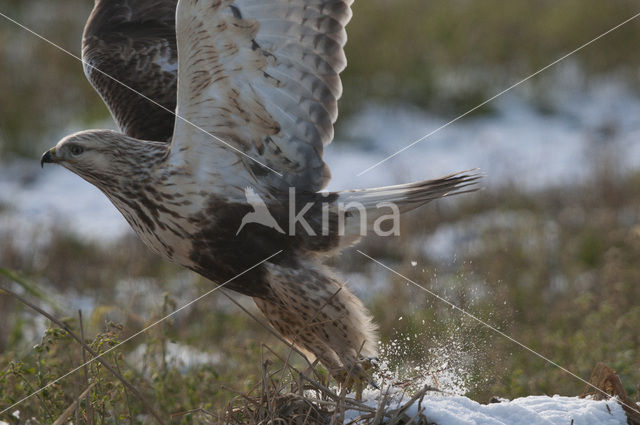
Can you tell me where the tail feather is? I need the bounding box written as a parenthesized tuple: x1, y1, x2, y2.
(327, 170, 481, 250)
(336, 170, 481, 213)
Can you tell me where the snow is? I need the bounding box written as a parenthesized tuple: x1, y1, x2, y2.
(0, 159, 126, 244)
(419, 395, 625, 425)
(344, 389, 628, 424)
(128, 342, 222, 372)
(325, 82, 640, 192)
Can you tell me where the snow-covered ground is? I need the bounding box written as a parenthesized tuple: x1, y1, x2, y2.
(1, 81, 639, 244)
(344, 388, 629, 425)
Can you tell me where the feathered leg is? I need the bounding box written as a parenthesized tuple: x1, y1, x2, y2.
(254, 260, 378, 388)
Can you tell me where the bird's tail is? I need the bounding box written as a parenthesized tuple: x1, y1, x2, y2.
(336, 170, 480, 212)
(332, 170, 481, 246)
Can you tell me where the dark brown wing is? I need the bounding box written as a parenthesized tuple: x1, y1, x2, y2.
(82, 0, 178, 142)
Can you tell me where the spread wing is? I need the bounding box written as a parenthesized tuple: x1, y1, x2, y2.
(82, 0, 178, 142)
(171, 0, 353, 195)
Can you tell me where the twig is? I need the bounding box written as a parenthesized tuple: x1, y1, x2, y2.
(386, 385, 434, 425)
(78, 310, 94, 425)
(372, 386, 391, 425)
(0, 267, 61, 312)
(171, 407, 215, 419)
(0, 283, 166, 425)
(52, 382, 96, 425)
(220, 386, 261, 408)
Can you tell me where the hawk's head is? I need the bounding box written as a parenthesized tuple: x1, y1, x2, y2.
(41, 130, 168, 189)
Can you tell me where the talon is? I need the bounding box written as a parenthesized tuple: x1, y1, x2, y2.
(361, 356, 379, 372)
(333, 357, 380, 400)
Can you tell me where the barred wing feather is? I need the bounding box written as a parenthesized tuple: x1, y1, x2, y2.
(171, 0, 353, 195)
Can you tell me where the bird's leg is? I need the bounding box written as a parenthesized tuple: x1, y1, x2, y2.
(333, 356, 379, 400)
(255, 263, 380, 399)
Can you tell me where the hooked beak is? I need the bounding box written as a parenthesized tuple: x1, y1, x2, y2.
(40, 148, 57, 168)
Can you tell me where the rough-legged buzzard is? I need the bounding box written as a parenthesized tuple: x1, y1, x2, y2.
(41, 0, 478, 388)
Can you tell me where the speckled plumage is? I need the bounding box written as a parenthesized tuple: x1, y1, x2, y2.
(43, 0, 479, 385)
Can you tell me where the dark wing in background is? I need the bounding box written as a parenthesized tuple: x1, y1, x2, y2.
(82, 0, 178, 142)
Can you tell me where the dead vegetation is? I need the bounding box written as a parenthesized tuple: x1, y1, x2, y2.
(581, 363, 640, 425)
(0, 278, 440, 424)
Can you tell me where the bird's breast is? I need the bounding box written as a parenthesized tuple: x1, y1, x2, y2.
(106, 177, 214, 266)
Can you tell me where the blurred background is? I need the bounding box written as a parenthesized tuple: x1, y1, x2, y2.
(1, 0, 640, 420)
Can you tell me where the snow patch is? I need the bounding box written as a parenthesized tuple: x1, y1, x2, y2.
(345, 388, 627, 425)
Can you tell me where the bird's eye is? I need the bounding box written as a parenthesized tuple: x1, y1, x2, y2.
(70, 145, 84, 156)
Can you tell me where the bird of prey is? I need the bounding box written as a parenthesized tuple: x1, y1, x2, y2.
(41, 0, 478, 387)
